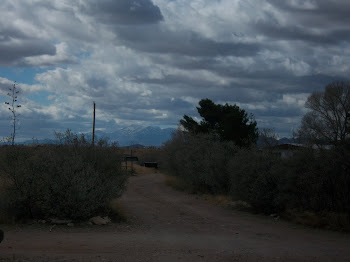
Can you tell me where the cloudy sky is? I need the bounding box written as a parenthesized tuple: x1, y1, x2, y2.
(1, 0, 349, 141)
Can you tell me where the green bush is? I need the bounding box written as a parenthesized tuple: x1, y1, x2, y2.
(275, 147, 350, 214)
(0, 137, 128, 221)
(228, 149, 281, 214)
(162, 130, 237, 194)
(162, 130, 350, 228)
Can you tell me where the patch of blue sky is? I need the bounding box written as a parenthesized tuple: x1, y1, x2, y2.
(0, 67, 53, 85)
(78, 51, 90, 60)
(26, 91, 54, 106)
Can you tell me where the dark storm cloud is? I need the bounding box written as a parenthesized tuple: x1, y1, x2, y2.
(259, 0, 350, 44)
(145, 44, 346, 100)
(82, 0, 163, 25)
(116, 26, 261, 57)
(133, 73, 221, 89)
(255, 106, 304, 118)
(2, 0, 350, 140)
(0, 35, 56, 65)
(255, 21, 350, 44)
(267, 0, 350, 22)
(140, 55, 294, 95)
(209, 67, 342, 94)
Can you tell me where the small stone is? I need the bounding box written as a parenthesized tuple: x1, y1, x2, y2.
(103, 216, 111, 224)
(89, 216, 110, 225)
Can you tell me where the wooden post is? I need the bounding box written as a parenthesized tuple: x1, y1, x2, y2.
(92, 102, 96, 146)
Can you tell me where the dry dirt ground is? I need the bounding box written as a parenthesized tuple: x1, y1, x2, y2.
(1, 171, 350, 262)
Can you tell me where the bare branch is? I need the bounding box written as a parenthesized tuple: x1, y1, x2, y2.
(301, 81, 350, 145)
(4, 82, 22, 145)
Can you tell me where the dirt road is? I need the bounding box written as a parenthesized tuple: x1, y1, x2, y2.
(1, 172, 350, 261)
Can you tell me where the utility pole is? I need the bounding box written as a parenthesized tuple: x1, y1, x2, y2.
(92, 102, 96, 146)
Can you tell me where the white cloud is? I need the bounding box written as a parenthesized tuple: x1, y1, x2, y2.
(1, 0, 350, 140)
(24, 42, 78, 66)
(282, 58, 311, 76)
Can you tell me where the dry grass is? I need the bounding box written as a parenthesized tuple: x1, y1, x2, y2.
(164, 174, 252, 211)
(285, 209, 350, 232)
(120, 148, 163, 163)
(164, 175, 194, 193)
(164, 174, 253, 211)
(132, 164, 158, 175)
(201, 194, 232, 207)
(201, 195, 252, 211)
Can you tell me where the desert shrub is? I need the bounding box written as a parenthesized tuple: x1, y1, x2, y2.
(228, 149, 281, 214)
(0, 177, 13, 223)
(135, 148, 163, 163)
(0, 136, 128, 221)
(275, 147, 350, 214)
(162, 130, 237, 194)
(163, 130, 280, 205)
(162, 129, 350, 228)
(227, 145, 350, 215)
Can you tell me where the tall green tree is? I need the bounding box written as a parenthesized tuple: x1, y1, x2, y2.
(180, 98, 258, 147)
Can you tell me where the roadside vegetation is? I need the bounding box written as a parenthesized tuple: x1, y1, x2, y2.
(0, 130, 128, 223)
(162, 85, 350, 231)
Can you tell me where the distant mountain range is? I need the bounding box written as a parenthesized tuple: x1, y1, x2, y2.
(256, 136, 298, 148)
(94, 126, 175, 147)
(3, 126, 297, 148)
(94, 127, 296, 147)
(11, 126, 176, 147)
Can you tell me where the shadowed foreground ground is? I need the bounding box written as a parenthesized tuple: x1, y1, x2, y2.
(1, 172, 349, 261)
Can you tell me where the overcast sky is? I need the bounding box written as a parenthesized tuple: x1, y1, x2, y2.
(1, 0, 349, 141)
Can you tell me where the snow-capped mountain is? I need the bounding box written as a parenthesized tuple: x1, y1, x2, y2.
(95, 126, 175, 147)
(5, 126, 176, 147)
